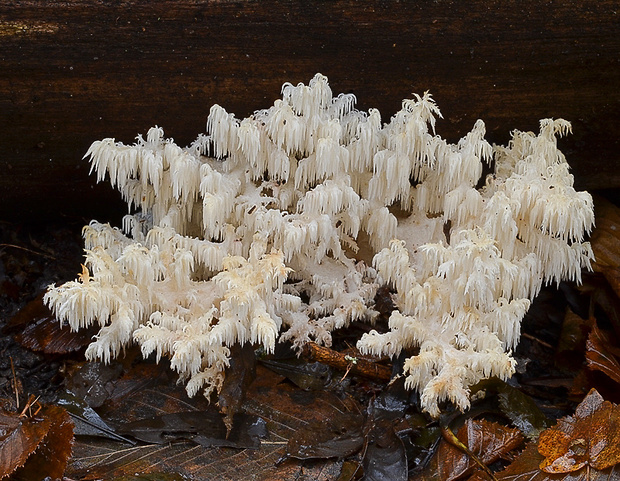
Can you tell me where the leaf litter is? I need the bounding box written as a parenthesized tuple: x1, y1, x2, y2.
(2, 198, 620, 479)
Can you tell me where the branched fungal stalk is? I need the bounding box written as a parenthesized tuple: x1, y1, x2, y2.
(45, 74, 594, 416)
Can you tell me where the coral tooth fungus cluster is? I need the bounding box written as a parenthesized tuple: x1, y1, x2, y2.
(45, 74, 594, 416)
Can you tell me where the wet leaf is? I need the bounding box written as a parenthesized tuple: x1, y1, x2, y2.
(103, 363, 173, 410)
(473, 378, 551, 439)
(586, 323, 620, 385)
(261, 358, 333, 391)
(0, 409, 50, 478)
(218, 342, 257, 434)
(112, 474, 188, 481)
(419, 418, 523, 481)
(337, 459, 363, 481)
(11, 405, 74, 480)
(118, 410, 266, 449)
(65, 361, 124, 408)
(97, 363, 211, 427)
(406, 416, 442, 476)
(0, 404, 74, 480)
(56, 391, 133, 443)
(285, 411, 364, 460)
(68, 364, 359, 480)
(556, 308, 592, 371)
(363, 379, 410, 481)
(537, 389, 620, 473)
(496, 382, 552, 439)
(8, 292, 95, 354)
(497, 443, 620, 481)
(363, 416, 407, 481)
(441, 419, 523, 481)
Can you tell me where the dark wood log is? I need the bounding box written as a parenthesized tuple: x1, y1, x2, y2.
(1, 1, 618, 222)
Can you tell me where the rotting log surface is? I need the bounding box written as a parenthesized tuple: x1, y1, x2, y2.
(1, 1, 618, 222)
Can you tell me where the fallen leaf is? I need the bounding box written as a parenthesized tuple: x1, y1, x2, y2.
(218, 342, 257, 434)
(497, 443, 620, 481)
(418, 418, 523, 481)
(11, 405, 74, 480)
(586, 323, 620, 385)
(0, 404, 74, 480)
(537, 389, 620, 473)
(68, 364, 359, 480)
(492, 380, 553, 439)
(261, 358, 333, 391)
(56, 390, 134, 443)
(591, 196, 620, 300)
(441, 419, 524, 481)
(284, 411, 364, 460)
(65, 361, 124, 408)
(118, 410, 267, 448)
(363, 416, 407, 481)
(556, 308, 592, 372)
(0, 409, 50, 478)
(406, 415, 442, 476)
(363, 378, 410, 481)
(8, 292, 96, 354)
(112, 474, 188, 481)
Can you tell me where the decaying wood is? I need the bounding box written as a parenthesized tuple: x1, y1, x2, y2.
(303, 342, 392, 383)
(1, 1, 618, 221)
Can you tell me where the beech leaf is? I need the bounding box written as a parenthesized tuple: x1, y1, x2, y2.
(419, 418, 523, 481)
(586, 323, 620, 385)
(284, 411, 364, 460)
(0, 404, 74, 480)
(497, 444, 620, 481)
(591, 196, 620, 299)
(440, 419, 524, 481)
(537, 389, 620, 473)
(9, 292, 94, 354)
(12, 405, 74, 480)
(0, 409, 50, 478)
(218, 342, 257, 435)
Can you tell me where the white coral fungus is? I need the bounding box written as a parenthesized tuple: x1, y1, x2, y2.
(44, 74, 594, 415)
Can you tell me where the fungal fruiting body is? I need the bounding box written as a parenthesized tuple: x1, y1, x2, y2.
(44, 74, 594, 416)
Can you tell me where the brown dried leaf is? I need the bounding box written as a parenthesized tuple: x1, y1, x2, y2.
(591, 196, 620, 299)
(0, 409, 50, 478)
(537, 389, 620, 473)
(118, 410, 266, 448)
(438, 419, 524, 481)
(9, 292, 95, 354)
(556, 308, 592, 371)
(65, 361, 124, 408)
(68, 364, 360, 480)
(218, 342, 257, 434)
(497, 443, 620, 481)
(0, 404, 73, 480)
(285, 411, 364, 460)
(12, 405, 74, 480)
(362, 382, 410, 481)
(586, 323, 620, 384)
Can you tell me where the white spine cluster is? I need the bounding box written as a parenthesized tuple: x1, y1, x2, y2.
(45, 74, 594, 414)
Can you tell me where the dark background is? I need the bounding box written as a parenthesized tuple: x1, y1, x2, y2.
(1, 1, 618, 222)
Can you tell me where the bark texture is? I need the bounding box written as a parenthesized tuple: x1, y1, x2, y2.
(1, 1, 618, 220)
